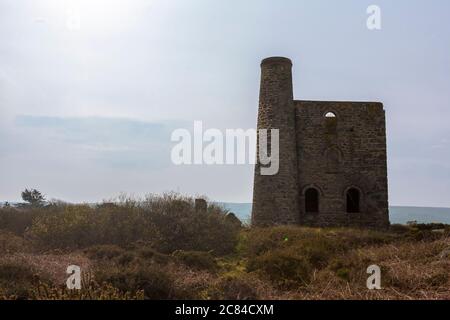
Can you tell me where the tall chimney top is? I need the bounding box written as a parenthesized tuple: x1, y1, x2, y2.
(261, 57, 292, 67)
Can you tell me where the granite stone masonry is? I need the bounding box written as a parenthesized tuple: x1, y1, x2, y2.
(252, 57, 389, 229)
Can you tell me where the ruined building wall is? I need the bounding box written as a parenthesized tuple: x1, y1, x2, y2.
(252, 57, 390, 229)
(295, 101, 389, 228)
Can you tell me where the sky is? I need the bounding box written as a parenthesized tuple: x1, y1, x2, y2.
(1, 0, 450, 206)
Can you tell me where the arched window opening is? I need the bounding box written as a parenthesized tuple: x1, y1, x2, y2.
(305, 188, 319, 213)
(324, 112, 337, 133)
(346, 188, 360, 213)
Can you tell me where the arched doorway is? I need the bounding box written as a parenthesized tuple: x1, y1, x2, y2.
(346, 188, 360, 213)
(305, 188, 319, 213)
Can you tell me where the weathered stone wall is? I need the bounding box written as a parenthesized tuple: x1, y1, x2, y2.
(295, 101, 389, 228)
(251, 57, 300, 226)
(251, 57, 390, 229)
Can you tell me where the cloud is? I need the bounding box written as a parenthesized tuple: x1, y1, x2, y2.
(1, 1, 450, 206)
(33, 17, 47, 24)
(13, 115, 180, 169)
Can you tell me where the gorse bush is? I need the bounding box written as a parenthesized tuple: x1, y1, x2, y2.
(28, 205, 101, 248)
(135, 246, 172, 264)
(241, 226, 396, 288)
(240, 226, 394, 258)
(141, 194, 240, 255)
(0, 262, 41, 299)
(247, 247, 313, 289)
(0, 208, 35, 235)
(0, 230, 30, 254)
(172, 250, 218, 271)
(83, 245, 127, 261)
(20, 193, 240, 254)
(94, 263, 176, 300)
(27, 203, 159, 249)
(32, 281, 144, 300)
(209, 275, 260, 300)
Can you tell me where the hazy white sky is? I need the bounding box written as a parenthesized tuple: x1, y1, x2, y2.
(1, 0, 450, 206)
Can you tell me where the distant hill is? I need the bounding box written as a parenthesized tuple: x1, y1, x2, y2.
(219, 203, 450, 225)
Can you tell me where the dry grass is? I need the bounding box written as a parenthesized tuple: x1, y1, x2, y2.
(0, 197, 449, 300)
(0, 235, 448, 300)
(289, 237, 450, 300)
(0, 252, 92, 285)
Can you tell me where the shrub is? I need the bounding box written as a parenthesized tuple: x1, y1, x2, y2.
(328, 255, 369, 283)
(247, 247, 312, 289)
(241, 226, 394, 259)
(390, 224, 450, 242)
(141, 194, 241, 255)
(93, 203, 157, 247)
(26, 203, 159, 249)
(31, 281, 144, 300)
(85, 245, 141, 266)
(25, 194, 241, 255)
(95, 264, 176, 300)
(84, 245, 126, 261)
(389, 224, 411, 234)
(209, 275, 259, 300)
(0, 262, 40, 299)
(0, 208, 35, 235)
(172, 251, 218, 271)
(0, 230, 30, 254)
(335, 267, 351, 281)
(241, 226, 396, 289)
(85, 245, 174, 268)
(135, 246, 172, 264)
(27, 205, 100, 249)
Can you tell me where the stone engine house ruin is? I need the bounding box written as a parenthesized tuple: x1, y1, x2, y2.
(252, 57, 390, 228)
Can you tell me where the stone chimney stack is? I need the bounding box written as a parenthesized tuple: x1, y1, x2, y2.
(251, 57, 300, 226)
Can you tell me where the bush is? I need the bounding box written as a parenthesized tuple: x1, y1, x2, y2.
(141, 194, 241, 255)
(31, 281, 144, 300)
(240, 226, 393, 259)
(0, 208, 35, 235)
(335, 267, 351, 281)
(25, 194, 241, 255)
(172, 251, 218, 271)
(27, 205, 101, 249)
(0, 230, 30, 254)
(241, 226, 396, 289)
(390, 223, 450, 241)
(132, 246, 172, 264)
(389, 224, 411, 234)
(93, 203, 158, 247)
(95, 264, 176, 300)
(0, 262, 40, 299)
(84, 245, 126, 261)
(327, 254, 371, 284)
(247, 247, 312, 289)
(25, 203, 159, 249)
(209, 275, 259, 300)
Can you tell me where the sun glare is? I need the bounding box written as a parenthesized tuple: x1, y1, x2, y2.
(42, 0, 148, 33)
